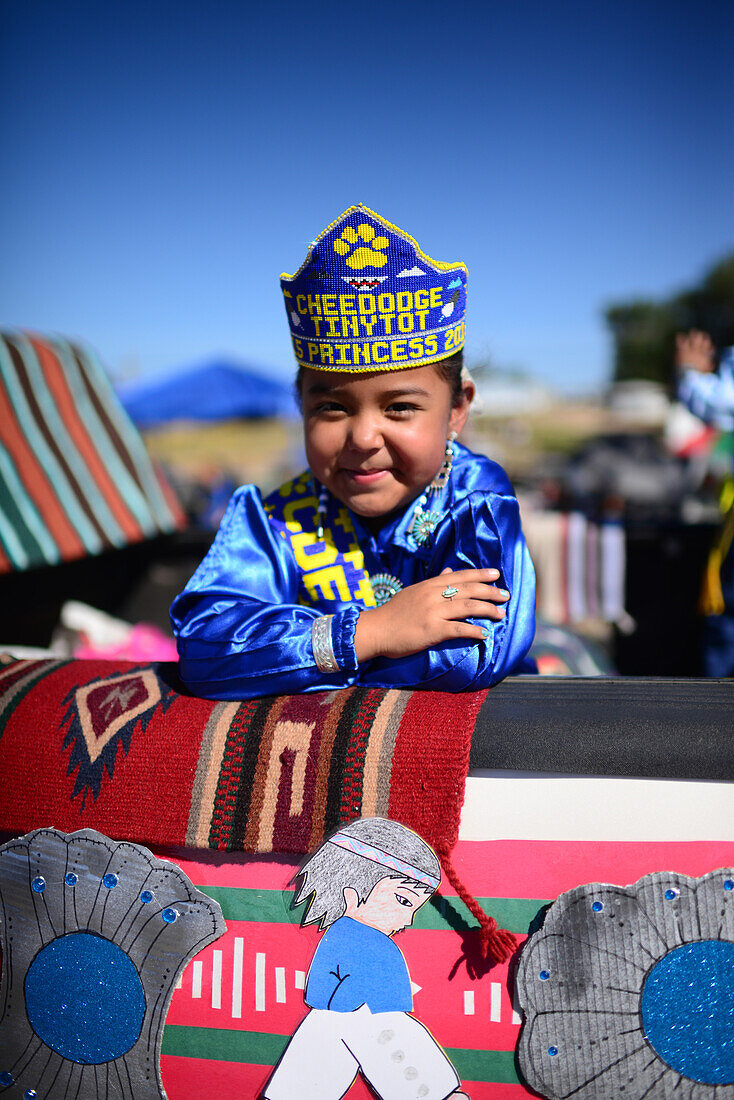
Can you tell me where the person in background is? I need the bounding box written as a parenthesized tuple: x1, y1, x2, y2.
(676, 329, 734, 676)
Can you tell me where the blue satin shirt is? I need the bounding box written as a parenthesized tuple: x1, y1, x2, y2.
(170, 443, 536, 698)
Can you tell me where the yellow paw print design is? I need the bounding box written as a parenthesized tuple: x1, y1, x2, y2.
(333, 223, 389, 269)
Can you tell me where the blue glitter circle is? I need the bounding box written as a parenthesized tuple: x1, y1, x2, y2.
(103, 873, 118, 889)
(641, 940, 734, 1084)
(591, 900, 603, 912)
(24, 932, 145, 1063)
(162, 907, 178, 923)
(724, 880, 734, 892)
(31, 876, 45, 893)
(140, 890, 153, 903)
(539, 970, 550, 981)
(548, 1046, 558, 1057)
(665, 889, 678, 900)
(0, 1071, 14, 1086)
(65, 872, 78, 887)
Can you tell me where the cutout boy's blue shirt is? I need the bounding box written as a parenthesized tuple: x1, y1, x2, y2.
(304, 916, 413, 1013)
(170, 442, 537, 697)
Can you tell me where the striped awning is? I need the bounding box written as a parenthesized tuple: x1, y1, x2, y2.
(0, 329, 186, 573)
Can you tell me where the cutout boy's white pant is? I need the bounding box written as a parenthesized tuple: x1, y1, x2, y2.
(264, 1004, 461, 1100)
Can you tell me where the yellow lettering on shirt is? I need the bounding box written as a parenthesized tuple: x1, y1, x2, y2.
(292, 532, 339, 571)
(304, 565, 353, 602)
(283, 494, 317, 527)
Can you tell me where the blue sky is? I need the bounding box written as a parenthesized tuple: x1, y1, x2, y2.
(2, 0, 733, 393)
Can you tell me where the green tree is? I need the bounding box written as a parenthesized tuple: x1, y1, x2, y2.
(605, 300, 676, 384)
(605, 253, 734, 385)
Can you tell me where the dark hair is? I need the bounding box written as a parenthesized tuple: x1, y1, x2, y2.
(433, 349, 464, 404)
(294, 348, 465, 408)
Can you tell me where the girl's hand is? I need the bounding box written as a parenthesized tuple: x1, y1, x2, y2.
(354, 568, 510, 662)
(676, 329, 715, 373)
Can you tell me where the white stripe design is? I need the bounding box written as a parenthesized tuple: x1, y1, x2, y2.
(211, 950, 222, 1010)
(275, 967, 286, 1004)
(463, 991, 475, 1015)
(255, 952, 266, 1012)
(461, 773, 734, 842)
(191, 960, 203, 999)
(232, 937, 244, 1018)
(294, 970, 305, 990)
(490, 982, 502, 1023)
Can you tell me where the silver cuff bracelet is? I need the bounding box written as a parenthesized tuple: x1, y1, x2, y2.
(312, 614, 339, 673)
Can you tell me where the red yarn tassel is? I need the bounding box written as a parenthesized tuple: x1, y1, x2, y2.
(435, 841, 517, 966)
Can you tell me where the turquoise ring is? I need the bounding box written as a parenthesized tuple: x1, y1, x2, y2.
(441, 585, 459, 599)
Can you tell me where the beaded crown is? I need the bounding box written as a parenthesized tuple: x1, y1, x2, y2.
(280, 205, 467, 373)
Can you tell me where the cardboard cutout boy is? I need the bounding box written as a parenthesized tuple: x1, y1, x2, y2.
(264, 817, 468, 1100)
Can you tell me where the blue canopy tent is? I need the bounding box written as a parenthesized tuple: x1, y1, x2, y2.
(117, 360, 297, 428)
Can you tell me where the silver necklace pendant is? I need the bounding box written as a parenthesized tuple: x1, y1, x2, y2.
(370, 573, 404, 606)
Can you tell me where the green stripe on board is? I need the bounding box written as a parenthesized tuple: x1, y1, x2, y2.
(447, 1047, 520, 1084)
(162, 1025, 289, 1066)
(197, 885, 550, 935)
(160, 1025, 520, 1083)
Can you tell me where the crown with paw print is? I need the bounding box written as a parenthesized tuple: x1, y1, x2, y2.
(280, 205, 467, 372)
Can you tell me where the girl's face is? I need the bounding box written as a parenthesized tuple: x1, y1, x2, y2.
(301, 364, 472, 521)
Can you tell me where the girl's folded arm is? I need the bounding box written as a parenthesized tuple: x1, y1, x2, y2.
(169, 486, 361, 699)
(360, 491, 536, 691)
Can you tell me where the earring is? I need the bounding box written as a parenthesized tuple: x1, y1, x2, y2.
(429, 431, 457, 493)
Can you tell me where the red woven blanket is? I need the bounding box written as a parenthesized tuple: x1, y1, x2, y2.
(0, 659, 486, 857)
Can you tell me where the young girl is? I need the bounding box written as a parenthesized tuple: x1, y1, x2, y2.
(170, 206, 536, 698)
(263, 816, 469, 1100)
